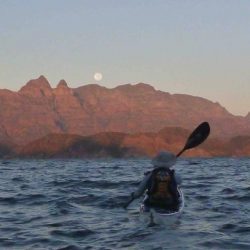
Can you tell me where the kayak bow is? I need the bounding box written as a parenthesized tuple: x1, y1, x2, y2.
(139, 187, 184, 224)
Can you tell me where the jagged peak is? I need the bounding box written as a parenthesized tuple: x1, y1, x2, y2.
(38, 75, 47, 81)
(56, 79, 69, 88)
(19, 75, 51, 92)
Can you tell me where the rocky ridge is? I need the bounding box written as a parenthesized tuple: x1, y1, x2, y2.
(0, 75, 249, 147)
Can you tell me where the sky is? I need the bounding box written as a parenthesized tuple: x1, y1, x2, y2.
(0, 0, 250, 116)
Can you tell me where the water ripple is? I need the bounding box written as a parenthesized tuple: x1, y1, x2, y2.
(0, 158, 249, 249)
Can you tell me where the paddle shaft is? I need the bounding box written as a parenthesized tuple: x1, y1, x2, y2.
(176, 149, 185, 158)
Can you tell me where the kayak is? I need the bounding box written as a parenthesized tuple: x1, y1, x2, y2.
(139, 187, 184, 225)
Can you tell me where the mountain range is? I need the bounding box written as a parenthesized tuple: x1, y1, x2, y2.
(0, 75, 250, 158)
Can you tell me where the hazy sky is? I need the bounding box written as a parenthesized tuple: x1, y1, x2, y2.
(1, 0, 250, 115)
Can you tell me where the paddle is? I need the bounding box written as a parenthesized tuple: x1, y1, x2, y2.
(123, 121, 210, 209)
(176, 121, 210, 157)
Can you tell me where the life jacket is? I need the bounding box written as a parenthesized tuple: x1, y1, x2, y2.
(147, 167, 178, 202)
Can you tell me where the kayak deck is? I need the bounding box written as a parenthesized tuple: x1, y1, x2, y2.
(139, 187, 184, 224)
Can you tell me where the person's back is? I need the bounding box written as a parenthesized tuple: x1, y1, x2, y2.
(144, 166, 179, 209)
(124, 151, 182, 209)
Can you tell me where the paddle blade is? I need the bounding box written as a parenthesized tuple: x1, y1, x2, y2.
(176, 122, 210, 157)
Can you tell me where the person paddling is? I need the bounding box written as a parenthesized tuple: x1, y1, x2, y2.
(124, 122, 210, 209)
(126, 151, 182, 210)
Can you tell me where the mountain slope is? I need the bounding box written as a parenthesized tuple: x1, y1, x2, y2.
(0, 76, 249, 144)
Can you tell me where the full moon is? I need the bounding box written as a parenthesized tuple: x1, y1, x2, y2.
(94, 72, 103, 81)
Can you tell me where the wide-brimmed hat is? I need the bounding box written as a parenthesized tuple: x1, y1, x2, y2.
(151, 151, 176, 168)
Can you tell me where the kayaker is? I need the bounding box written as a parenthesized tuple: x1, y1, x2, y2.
(128, 151, 182, 209)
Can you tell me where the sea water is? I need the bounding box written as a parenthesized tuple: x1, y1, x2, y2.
(0, 158, 249, 250)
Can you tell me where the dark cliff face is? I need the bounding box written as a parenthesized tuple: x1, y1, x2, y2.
(0, 75, 249, 145)
(16, 128, 250, 158)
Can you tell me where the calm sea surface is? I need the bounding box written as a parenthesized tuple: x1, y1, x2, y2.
(0, 158, 249, 250)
